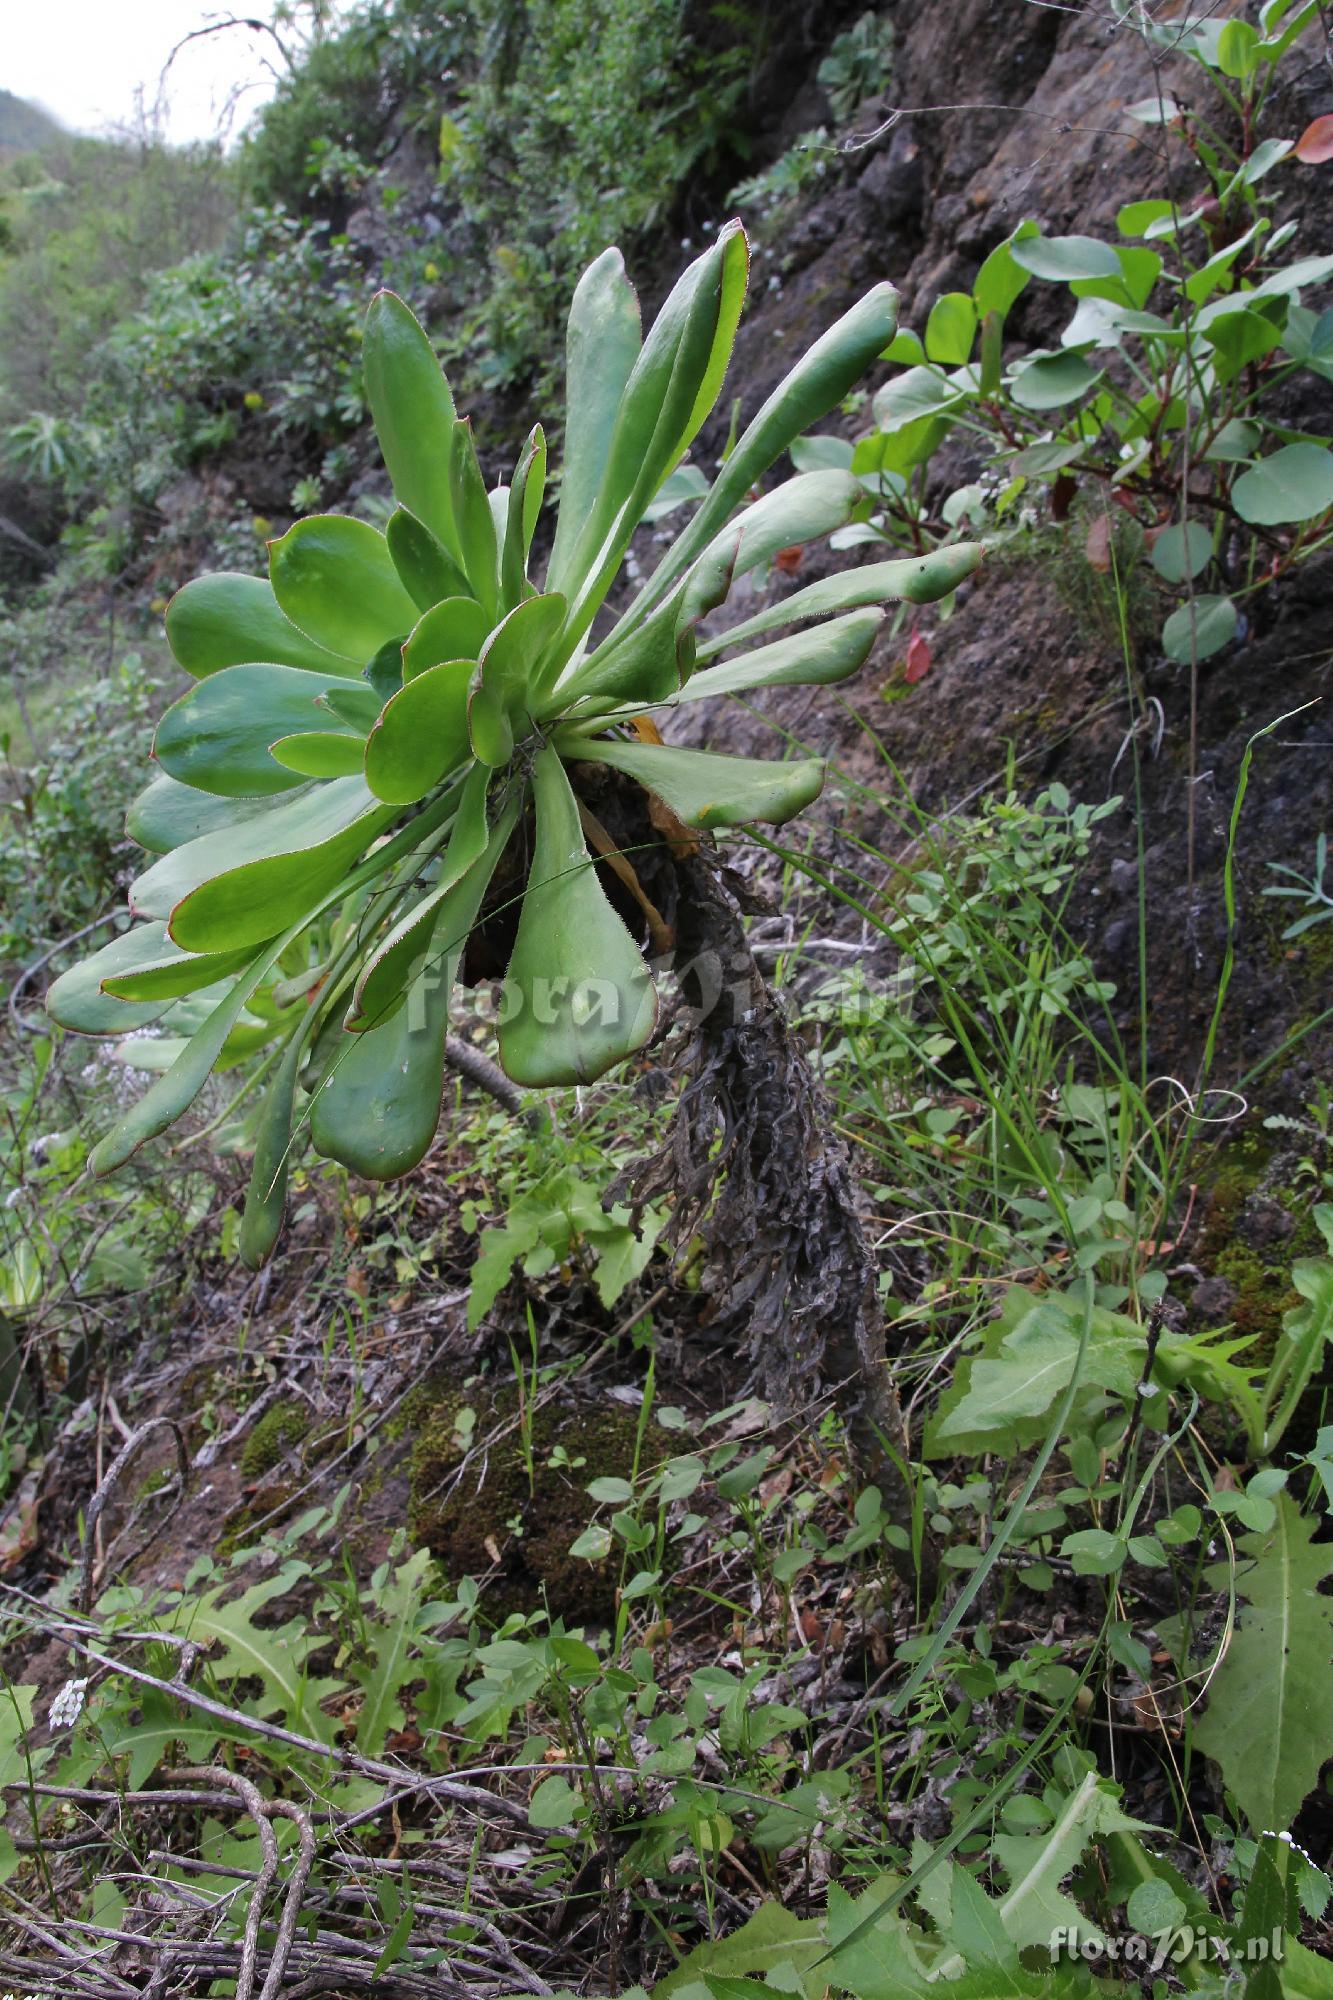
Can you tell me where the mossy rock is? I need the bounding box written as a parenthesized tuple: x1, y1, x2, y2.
(406, 1380, 648, 1624)
(240, 1400, 311, 1480)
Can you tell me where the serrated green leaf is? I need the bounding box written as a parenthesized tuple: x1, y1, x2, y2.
(1192, 1494, 1333, 1834)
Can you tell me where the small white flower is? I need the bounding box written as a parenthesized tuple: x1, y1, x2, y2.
(48, 1677, 89, 1730)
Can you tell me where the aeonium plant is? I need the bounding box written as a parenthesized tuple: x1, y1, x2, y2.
(49, 221, 979, 1266)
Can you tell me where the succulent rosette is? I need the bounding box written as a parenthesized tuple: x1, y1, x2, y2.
(49, 221, 979, 1264)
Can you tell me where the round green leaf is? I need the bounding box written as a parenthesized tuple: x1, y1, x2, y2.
(401, 598, 492, 680)
(1232, 443, 1333, 526)
(269, 514, 418, 660)
(364, 659, 473, 805)
(529, 1776, 582, 1829)
(1126, 1880, 1187, 1935)
(1009, 350, 1103, 410)
(1150, 521, 1213, 583)
(1011, 233, 1123, 282)
(924, 292, 977, 366)
(1117, 199, 1174, 238)
(1161, 593, 1238, 662)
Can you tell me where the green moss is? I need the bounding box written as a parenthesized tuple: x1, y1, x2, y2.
(407, 1379, 648, 1623)
(240, 1400, 310, 1480)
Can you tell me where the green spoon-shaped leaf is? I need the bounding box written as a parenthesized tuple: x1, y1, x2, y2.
(309, 815, 513, 1178)
(47, 925, 175, 1035)
(691, 545, 983, 658)
(674, 607, 883, 704)
(477, 591, 567, 718)
(364, 290, 460, 560)
(546, 247, 642, 595)
(131, 780, 393, 953)
(567, 737, 825, 828)
(450, 417, 500, 623)
(364, 658, 473, 805)
(402, 597, 492, 681)
(386, 505, 472, 611)
(498, 746, 656, 1087)
(270, 514, 419, 660)
(347, 765, 501, 1030)
(269, 731, 367, 779)
(501, 424, 547, 609)
(239, 1017, 315, 1270)
(100, 929, 258, 1002)
(126, 774, 291, 856)
(153, 663, 353, 799)
(165, 572, 360, 678)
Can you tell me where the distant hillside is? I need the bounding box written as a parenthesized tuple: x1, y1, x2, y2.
(0, 89, 62, 156)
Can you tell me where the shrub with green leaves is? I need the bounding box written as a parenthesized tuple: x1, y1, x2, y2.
(797, 0, 1332, 664)
(47, 224, 979, 1267)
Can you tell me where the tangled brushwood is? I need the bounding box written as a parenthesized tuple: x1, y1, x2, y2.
(46, 222, 978, 1267)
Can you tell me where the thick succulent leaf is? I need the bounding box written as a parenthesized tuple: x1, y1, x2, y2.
(269, 515, 418, 660)
(477, 591, 567, 717)
(363, 290, 460, 557)
(450, 417, 500, 621)
(88, 936, 289, 1175)
(401, 596, 492, 682)
(239, 1021, 311, 1269)
(129, 779, 390, 948)
(47, 926, 174, 1035)
(498, 746, 656, 1087)
(546, 247, 642, 593)
(636, 280, 900, 615)
(681, 470, 866, 617)
(502, 424, 546, 608)
(164, 572, 359, 678)
(100, 929, 257, 1001)
(153, 662, 354, 798)
(675, 607, 883, 702)
(386, 505, 471, 611)
(568, 737, 825, 827)
(268, 730, 366, 778)
(348, 766, 500, 1029)
(364, 658, 473, 804)
(318, 681, 383, 730)
(126, 774, 288, 856)
(693, 543, 984, 658)
(558, 589, 695, 711)
(310, 817, 512, 1177)
(562, 225, 746, 638)
(466, 679, 514, 766)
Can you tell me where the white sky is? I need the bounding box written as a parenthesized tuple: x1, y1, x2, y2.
(6, 2, 300, 146)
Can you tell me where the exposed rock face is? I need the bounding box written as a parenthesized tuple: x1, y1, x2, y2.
(657, 1, 1333, 1102)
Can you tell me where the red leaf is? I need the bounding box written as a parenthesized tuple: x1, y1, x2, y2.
(1084, 515, 1113, 572)
(1051, 471, 1077, 521)
(1295, 115, 1333, 164)
(903, 627, 932, 683)
(774, 544, 804, 574)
